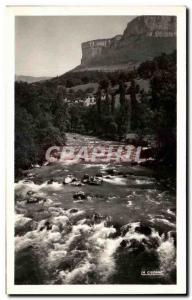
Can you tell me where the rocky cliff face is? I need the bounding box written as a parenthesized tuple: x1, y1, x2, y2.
(81, 35, 122, 65)
(122, 16, 176, 38)
(78, 16, 176, 72)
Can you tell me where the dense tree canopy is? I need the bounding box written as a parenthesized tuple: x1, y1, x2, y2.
(15, 82, 66, 175)
(15, 51, 176, 173)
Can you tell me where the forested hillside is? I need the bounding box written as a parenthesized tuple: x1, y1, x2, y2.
(15, 51, 176, 174)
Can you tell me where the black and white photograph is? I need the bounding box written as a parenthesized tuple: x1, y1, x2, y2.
(5, 6, 187, 295)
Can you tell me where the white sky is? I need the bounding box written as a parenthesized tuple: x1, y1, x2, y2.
(15, 16, 135, 77)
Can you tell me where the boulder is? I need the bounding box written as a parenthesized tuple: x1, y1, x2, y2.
(73, 191, 86, 200)
(63, 175, 76, 184)
(33, 178, 44, 185)
(23, 179, 34, 184)
(71, 181, 83, 187)
(26, 191, 46, 204)
(81, 174, 89, 183)
(47, 179, 54, 184)
(27, 173, 34, 177)
(95, 172, 103, 178)
(70, 208, 79, 214)
(87, 176, 103, 185)
(135, 223, 152, 236)
(128, 239, 146, 254)
(31, 164, 40, 168)
(105, 175, 112, 179)
(26, 197, 39, 204)
(26, 190, 35, 196)
(122, 174, 128, 178)
(39, 220, 52, 231)
(44, 221, 52, 230)
(92, 213, 102, 224)
(120, 239, 128, 248)
(105, 168, 118, 176)
(71, 177, 78, 182)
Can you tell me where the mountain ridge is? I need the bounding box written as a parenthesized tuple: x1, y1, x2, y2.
(76, 15, 176, 72)
(15, 75, 52, 84)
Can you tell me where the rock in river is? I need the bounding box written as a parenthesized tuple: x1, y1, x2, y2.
(73, 191, 87, 200)
(87, 176, 103, 186)
(63, 175, 78, 184)
(135, 223, 152, 236)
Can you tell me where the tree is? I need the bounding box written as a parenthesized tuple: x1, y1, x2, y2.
(15, 106, 36, 172)
(82, 76, 89, 84)
(66, 79, 74, 88)
(141, 51, 176, 164)
(15, 81, 66, 174)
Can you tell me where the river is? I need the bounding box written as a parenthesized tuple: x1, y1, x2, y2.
(14, 133, 176, 285)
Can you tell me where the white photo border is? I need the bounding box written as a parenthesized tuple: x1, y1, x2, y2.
(6, 5, 187, 295)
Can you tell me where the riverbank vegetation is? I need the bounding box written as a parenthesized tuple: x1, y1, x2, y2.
(15, 51, 176, 174)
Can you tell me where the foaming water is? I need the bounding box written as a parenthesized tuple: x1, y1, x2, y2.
(15, 204, 123, 284)
(157, 232, 176, 279)
(102, 176, 127, 185)
(15, 180, 63, 196)
(126, 201, 133, 207)
(167, 208, 176, 216)
(83, 164, 110, 169)
(15, 195, 176, 284)
(14, 134, 176, 285)
(15, 214, 32, 228)
(151, 218, 176, 228)
(135, 178, 155, 185)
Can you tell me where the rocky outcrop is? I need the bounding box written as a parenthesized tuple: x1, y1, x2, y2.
(122, 16, 176, 38)
(81, 35, 122, 65)
(78, 16, 176, 71)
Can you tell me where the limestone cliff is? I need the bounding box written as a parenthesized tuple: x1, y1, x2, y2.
(77, 16, 176, 72)
(122, 16, 176, 38)
(81, 35, 122, 65)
